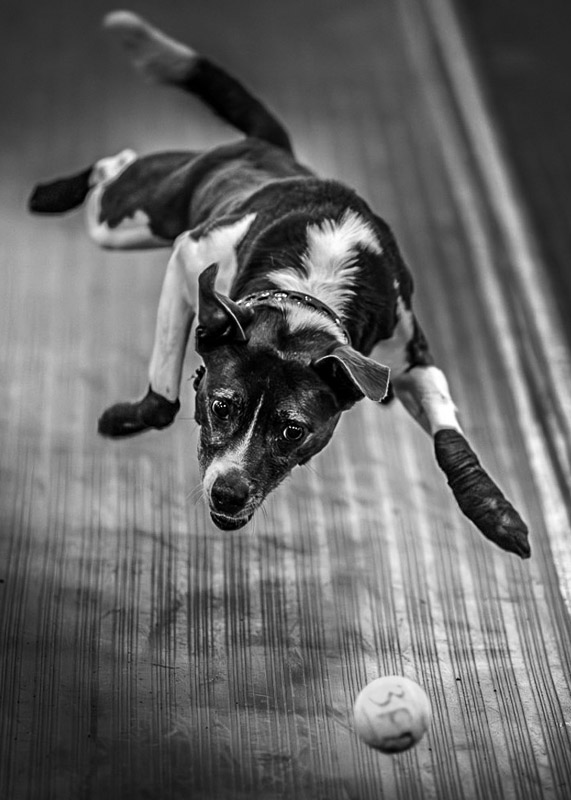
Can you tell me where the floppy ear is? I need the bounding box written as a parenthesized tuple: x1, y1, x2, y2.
(314, 345, 390, 409)
(195, 264, 253, 353)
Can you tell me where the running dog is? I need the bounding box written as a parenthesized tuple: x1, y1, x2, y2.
(29, 11, 530, 556)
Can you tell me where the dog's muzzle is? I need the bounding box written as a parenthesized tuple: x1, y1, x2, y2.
(208, 469, 255, 530)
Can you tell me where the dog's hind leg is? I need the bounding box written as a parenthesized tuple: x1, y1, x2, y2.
(29, 148, 166, 248)
(30, 149, 197, 249)
(84, 149, 171, 249)
(29, 149, 138, 220)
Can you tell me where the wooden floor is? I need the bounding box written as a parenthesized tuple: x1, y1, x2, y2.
(2, 0, 571, 798)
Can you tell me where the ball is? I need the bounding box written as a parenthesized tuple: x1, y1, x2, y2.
(353, 675, 432, 753)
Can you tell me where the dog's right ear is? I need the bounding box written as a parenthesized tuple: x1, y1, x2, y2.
(195, 264, 254, 353)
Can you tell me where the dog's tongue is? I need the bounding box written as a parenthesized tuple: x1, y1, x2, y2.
(210, 512, 252, 531)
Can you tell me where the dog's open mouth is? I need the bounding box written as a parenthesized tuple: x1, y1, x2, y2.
(210, 511, 254, 531)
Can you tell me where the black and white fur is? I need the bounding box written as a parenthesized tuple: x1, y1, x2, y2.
(29, 11, 530, 557)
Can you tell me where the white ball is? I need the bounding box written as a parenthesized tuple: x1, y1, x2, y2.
(353, 675, 432, 753)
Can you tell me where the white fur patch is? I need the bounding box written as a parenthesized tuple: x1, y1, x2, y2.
(393, 365, 462, 436)
(267, 210, 382, 315)
(90, 149, 138, 186)
(370, 296, 415, 378)
(88, 196, 169, 249)
(86, 149, 170, 249)
(180, 213, 257, 296)
(148, 214, 257, 399)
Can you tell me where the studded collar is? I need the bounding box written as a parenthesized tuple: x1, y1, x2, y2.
(237, 289, 351, 346)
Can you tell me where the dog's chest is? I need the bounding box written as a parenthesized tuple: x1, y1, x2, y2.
(229, 201, 396, 353)
(263, 209, 383, 318)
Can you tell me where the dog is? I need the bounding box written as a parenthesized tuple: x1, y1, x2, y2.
(28, 10, 530, 557)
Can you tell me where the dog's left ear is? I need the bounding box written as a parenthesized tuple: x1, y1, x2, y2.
(314, 345, 390, 408)
(196, 264, 253, 353)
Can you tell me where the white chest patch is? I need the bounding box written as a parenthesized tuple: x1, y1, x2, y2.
(267, 209, 382, 315)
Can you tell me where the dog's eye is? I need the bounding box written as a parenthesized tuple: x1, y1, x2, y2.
(282, 423, 305, 442)
(211, 398, 232, 420)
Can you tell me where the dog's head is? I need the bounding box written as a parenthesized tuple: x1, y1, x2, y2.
(193, 265, 390, 530)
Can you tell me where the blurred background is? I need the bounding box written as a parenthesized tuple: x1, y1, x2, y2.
(455, 0, 571, 344)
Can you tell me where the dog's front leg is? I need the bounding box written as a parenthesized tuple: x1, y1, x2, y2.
(392, 365, 530, 558)
(98, 236, 194, 437)
(97, 214, 256, 438)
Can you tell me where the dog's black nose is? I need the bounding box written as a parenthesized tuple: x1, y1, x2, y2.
(210, 471, 250, 515)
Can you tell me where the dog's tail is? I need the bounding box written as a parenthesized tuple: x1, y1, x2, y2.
(103, 10, 293, 154)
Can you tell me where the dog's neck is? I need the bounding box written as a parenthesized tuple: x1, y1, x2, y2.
(231, 206, 386, 352)
(237, 288, 352, 346)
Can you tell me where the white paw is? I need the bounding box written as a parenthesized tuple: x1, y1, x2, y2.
(90, 148, 137, 185)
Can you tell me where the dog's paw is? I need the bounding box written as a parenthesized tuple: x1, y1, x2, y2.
(434, 428, 531, 559)
(98, 386, 180, 438)
(28, 168, 93, 214)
